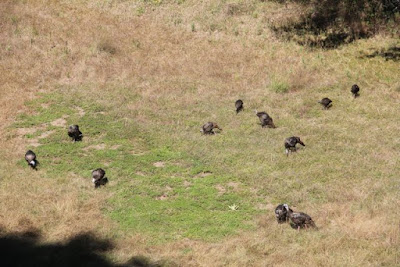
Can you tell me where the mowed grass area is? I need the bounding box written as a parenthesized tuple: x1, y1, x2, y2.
(1, 0, 400, 265)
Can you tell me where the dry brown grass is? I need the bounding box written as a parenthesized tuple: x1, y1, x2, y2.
(1, 0, 399, 266)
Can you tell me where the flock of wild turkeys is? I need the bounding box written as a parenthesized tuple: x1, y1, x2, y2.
(24, 84, 361, 231)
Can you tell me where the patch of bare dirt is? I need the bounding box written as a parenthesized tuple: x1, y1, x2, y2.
(257, 203, 275, 211)
(155, 187, 173, 200)
(250, 187, 259, 194)
(40, 103, 50, 109)
(194, 171, 212, 178)
(130, 151, 146, 156)
(215, 184, 226, 195)
(170, 161, 191, 168)
(265, 203, 275, 210)
(153, 161, 165, 168)
(38, 130, 55, 139)
(83, 144, 106, 151)
(16, 128, 38, 136)
(29, 141, 42, 147)
(16, 123, 48, 137)
(165, 186, 172, 191)
(76, 107, 86, 117)
(50, 117, 67, 127)
(16, 119, 65, 147)
(156, 194, 169, 200)
(227, 182, 241, 191)
(68, 172, 91, 188)
(256, 203, 268, 210)
(183, 180, 191, 187)
(110, 145, 121, 150)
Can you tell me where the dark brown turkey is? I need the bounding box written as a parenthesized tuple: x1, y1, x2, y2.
(235, 99, 244, 114)
(318, 98, 332, 109)
(201, 122, 222, 135)
(92, 168, 108, 188)
(68, 125, 83, 142)
(275, 204, 293, 224)
(351, 84, 360, 98)
(284, 136, 305, 156)
(283, 204, 316, 231)
(255, 111, 276, 128)
(25, 150, 38, 170)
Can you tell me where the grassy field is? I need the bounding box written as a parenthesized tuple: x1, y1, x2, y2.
(1, 0, 399, 266)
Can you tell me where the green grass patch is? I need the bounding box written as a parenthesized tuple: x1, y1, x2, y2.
(13, 90, 259, 242)
(270, 79, 290, 94)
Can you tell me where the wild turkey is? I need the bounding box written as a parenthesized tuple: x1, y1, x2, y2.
(275, 204, 293, 224)
(351, 84, 360, 98)
(283, 204, 316, 230)
(255, 110, 276, 128)
(92, 168, 108, 188)
(201, 122, 222, 135)
(235, 99, 244, 114)
(68, 125, 83, 142)
(284, 136, 305, 156)
(25, 150, 38, 170)
(318, 98, 332, 109)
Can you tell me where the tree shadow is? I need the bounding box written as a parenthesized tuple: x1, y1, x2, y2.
(270, 0, 399, 49)
(0, 228, 166, 267)
(363, 46, 400, 61)
(271, 18, 371, 49)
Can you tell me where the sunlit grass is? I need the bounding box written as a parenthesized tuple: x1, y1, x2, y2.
(1, 0, 399, 265)
(12, 91, 258, 241)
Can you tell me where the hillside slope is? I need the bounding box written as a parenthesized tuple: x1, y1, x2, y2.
(1, 0, 399, 266)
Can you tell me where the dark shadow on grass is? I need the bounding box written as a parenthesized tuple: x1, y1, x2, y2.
(270, 0, 399, 49)
(363, 46, 400, 61)
(0, 228, 167, 267)
(271, 19, 371, 49)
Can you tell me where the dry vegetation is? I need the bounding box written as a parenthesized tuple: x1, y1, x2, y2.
(0, 0, 399, 266)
